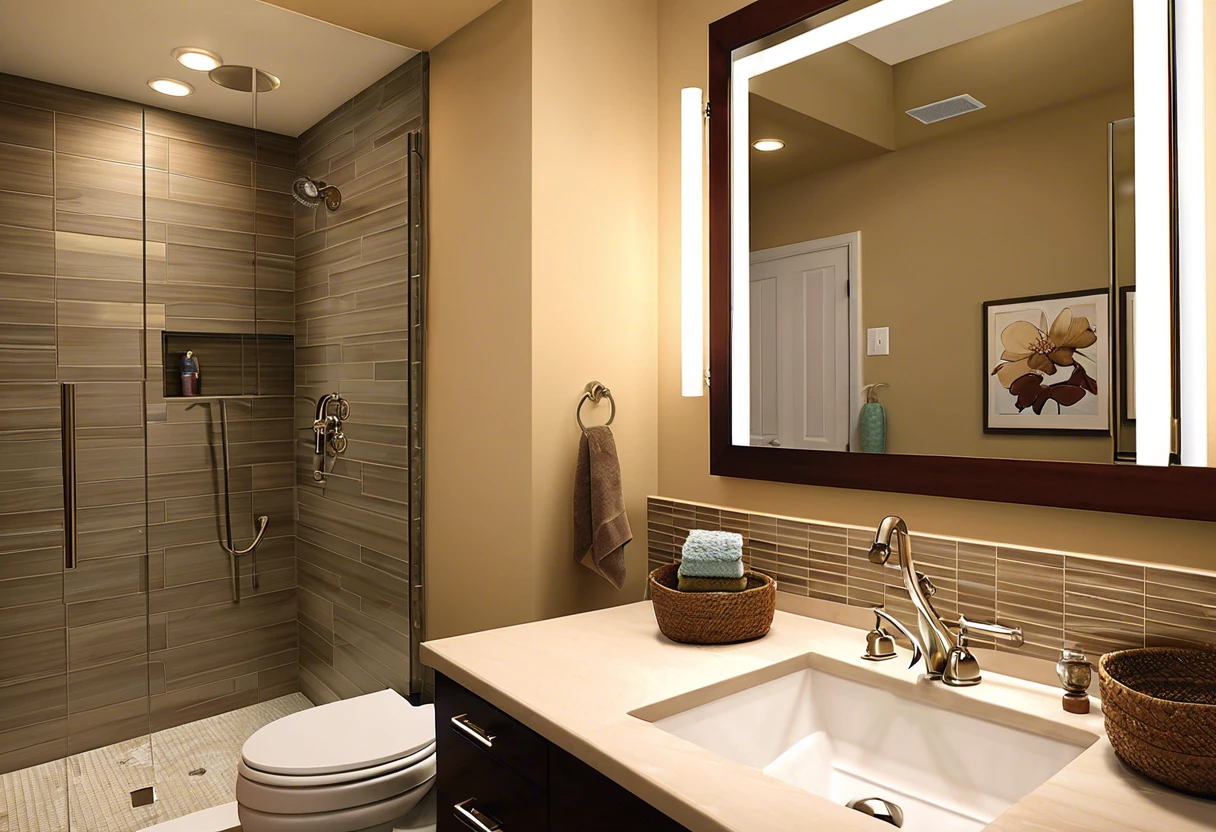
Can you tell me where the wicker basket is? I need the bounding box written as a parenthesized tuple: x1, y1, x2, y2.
(649, 564, 775, 645)
(1099, 647, 1216, 797)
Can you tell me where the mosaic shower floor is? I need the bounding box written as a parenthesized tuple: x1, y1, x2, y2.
(0, 694, 312, 832)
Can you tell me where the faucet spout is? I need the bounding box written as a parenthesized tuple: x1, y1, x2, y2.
(861, 515, 1025, 687)
(870, 515, 956, 679)
(869, 515, 907, 564)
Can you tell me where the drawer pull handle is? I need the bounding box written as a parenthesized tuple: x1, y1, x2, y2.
(454, 798, 503, 832)
(451, 714, 496, 748)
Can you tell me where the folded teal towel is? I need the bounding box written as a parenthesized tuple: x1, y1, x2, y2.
(679, 530, 744, 579)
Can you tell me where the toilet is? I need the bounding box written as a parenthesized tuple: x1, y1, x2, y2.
(236, 689, 436, 832)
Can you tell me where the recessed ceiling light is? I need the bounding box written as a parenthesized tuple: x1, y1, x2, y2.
(752, 139, 786, 152)
(148, 78, 194, 97)
(172, 47, 223, 72)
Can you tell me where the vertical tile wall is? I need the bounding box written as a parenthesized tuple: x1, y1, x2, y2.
(141, 106, 299, 733)
(649, 497, 1216, 661)
(0, 72, 298, 774)
(293, 57, 425, 704)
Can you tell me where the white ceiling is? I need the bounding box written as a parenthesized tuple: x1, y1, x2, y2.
(850, 0, 1083, 65)
(0, 0, 417, 136)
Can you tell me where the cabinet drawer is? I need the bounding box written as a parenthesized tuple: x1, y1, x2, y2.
(436, 672, 549, 789)
(437, 718, 548, 832)
(549, 745, 689, 832)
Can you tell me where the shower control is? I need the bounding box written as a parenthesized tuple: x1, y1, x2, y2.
(313, 393, 350, 484)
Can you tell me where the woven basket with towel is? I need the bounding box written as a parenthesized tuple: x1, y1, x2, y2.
(650, 529, 775, 644)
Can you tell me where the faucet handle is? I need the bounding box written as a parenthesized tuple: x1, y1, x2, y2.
(915, 571, 936, 597)
(871, 608, 924, 670)
(944, 617, 1024, 688)
(957, 615, 1024, 648)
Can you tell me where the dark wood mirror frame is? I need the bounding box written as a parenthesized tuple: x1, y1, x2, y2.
(707, 0, 1216, 521)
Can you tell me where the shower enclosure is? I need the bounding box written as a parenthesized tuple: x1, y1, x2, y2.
(0, 26, 426, 831)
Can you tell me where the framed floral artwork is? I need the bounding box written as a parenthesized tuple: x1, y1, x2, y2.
(983, 289, 1111, 434)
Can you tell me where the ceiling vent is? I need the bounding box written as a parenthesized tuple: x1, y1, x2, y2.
(906, 94, 986, 125)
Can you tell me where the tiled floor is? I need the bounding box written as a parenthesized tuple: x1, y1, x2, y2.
(0, 694, 311, 832)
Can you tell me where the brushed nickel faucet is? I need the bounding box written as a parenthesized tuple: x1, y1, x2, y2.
(866, 515, 1024, 686)
(312, 392, 349, 484)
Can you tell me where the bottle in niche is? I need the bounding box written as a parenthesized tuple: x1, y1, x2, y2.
(181, 350, 200, 396)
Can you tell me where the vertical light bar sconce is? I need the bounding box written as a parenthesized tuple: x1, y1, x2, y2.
(681, 87, 705, 397)
(1176, 0, 1207, 466)
(1133, 0, 1172, 466)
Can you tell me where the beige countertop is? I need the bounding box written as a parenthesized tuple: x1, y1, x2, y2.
(421, 602, 1214, 832)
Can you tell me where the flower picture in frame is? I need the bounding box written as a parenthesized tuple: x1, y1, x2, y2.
(983, 289, 1111, 434)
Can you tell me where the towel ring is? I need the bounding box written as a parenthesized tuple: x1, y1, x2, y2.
(576, 381, 615, 433)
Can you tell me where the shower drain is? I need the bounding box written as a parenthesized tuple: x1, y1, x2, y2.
(189, 768, 207, 777)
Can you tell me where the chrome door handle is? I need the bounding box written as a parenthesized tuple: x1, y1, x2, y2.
(454, 798, 503, 832)
(60, 383, 77, 570)
(451, 714, 495, 748)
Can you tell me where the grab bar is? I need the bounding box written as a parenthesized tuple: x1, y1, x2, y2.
(60, 383, 77, 570)
(218, 399, 268, 602)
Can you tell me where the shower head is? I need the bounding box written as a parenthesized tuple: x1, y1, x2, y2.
(292, 175, 341, 212)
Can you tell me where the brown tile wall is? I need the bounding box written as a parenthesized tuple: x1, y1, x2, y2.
(293, 57, 424, 705)
(140, 101, 299, 736)
(0, 72, 297, 775)
(648, 497, 1216, 662)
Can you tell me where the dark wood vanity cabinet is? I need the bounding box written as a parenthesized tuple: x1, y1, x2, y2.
(436, 672, 689, 832)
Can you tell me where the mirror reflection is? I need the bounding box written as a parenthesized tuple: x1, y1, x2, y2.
(741, 0, 1148, 463)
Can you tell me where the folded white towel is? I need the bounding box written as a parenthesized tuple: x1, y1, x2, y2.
(679, 529, 744, 578)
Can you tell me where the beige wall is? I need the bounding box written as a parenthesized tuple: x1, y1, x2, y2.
(530, 0, 660, 619)
(428, 0, 659, 638)
(428, 0, 536, 639)
(752, 87, 1133, 462)
(658, 0, 1216, 572)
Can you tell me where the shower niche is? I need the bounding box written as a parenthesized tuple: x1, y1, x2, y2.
(161, 331, 294, 398)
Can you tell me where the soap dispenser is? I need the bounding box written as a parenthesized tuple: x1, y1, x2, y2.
(181, 350, 200, 397)
(860, 383, 888, 453)
(1057, 649, 1092, 714)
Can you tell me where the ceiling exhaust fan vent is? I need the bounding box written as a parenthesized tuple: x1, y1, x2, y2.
(906, 94, 986, 125)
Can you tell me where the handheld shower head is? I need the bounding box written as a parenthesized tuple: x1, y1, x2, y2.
(292, 175, 342, 211)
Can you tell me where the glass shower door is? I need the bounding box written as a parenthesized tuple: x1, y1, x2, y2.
(60, 104, 156, 830)
(0, 358, 71, 831)
(0, 80, 154, 832)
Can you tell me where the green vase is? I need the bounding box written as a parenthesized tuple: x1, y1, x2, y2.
(860, 401, 886, 453)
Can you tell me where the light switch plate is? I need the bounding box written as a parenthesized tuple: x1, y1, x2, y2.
(867, 327, 890, 356)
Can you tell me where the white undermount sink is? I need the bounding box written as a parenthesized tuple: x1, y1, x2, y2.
(654, 668, 1093, 832)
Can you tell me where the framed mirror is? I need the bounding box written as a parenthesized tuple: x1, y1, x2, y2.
(707, 0, 1216, 520)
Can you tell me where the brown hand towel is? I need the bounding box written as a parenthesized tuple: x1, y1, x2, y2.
(677, 574, 748, 593)
(573, 425, 632, 589)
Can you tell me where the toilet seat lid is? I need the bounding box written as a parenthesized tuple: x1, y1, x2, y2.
(242, 690, 435, 776)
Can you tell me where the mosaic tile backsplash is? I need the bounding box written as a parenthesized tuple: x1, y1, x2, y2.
(647, 497, 1216, 661)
